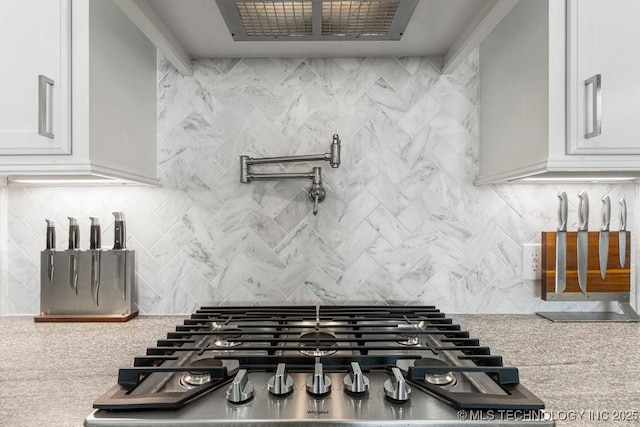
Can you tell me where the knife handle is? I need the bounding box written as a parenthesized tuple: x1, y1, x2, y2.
(601, 195, 610, 232)
(620, 198, 627, 231)
(557, 191, 568, 232)
(578, 190, 589, 231)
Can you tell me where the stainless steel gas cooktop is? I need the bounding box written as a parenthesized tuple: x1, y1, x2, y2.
(85, 305, 553, 426)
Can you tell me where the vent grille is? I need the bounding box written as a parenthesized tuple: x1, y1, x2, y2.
(236, 1, 312, 37)
(322, 1, 399, 36)
(217, 0, 417, 41)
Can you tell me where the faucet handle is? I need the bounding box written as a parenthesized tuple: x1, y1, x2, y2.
(330, 134, 341, 168)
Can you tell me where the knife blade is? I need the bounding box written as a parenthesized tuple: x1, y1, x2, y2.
(69, 251, 78, 295)
(577, 190, 589, 295)
(599, 195, 611, 280)
(91, 251, 101, 306)
(115, 251, 126, 301)
(45, 220, 56, 285)
(555, 191, 568, 293)
(619, 198, 627, 268)
(67, 217, 80, 294)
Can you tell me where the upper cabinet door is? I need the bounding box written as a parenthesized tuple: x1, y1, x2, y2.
(568, 0, 640, 154)
(0, 0, 70, 155)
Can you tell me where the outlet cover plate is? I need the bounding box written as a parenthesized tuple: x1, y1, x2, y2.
(523, 243, 542, 280)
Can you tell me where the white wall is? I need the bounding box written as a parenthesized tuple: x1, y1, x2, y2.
(2, 52, 635, 315)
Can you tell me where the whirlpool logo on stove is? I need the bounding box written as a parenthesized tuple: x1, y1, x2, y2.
(307, 410, 329, 415)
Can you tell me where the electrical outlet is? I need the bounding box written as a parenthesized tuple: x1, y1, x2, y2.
(522, 243, 542, 280)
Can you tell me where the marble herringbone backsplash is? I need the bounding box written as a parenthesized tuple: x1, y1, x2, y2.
(4, 52, 635, 314)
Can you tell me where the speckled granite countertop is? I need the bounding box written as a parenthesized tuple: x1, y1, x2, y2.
(1, 315, 638, 427)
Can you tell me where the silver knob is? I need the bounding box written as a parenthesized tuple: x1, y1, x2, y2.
(226, 369, 255, 404)
(384, 367, 411, 403)
(343, 362, 369, 394)
(306, 363, 331, 396)
(268, 363, 294, 396)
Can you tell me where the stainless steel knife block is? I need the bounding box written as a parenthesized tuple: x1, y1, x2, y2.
(36, 250, 137, 322)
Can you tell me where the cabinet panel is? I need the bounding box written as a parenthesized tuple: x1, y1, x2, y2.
(0, 0, 70, 155)
(568, 0, 640, 154)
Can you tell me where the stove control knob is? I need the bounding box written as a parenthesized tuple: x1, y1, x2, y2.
(268, 363, 294, 396)
(384, 367, 411, 403)
(226, 369, 255, 404)
(343, 362, 369, 394)
(306, 362, 331, 396)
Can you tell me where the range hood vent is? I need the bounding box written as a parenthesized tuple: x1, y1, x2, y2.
(216, 0, 418, 41)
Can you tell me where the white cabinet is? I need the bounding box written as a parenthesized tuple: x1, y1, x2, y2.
(567, 0, 640, 154)
(0, 0, 159, 185)
(0, 0, 70, 155)
(477, 0, 640, 184)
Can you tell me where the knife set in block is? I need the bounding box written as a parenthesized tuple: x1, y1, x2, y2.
(35, 213, 137, 322)
(541, 191, 631, 302)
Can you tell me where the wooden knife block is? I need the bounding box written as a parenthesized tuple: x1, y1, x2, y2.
(541, 231, 630, 300)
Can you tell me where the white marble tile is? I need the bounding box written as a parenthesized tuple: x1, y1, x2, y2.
(211, 196, 258, 234)
(367, 58, 411, 92)
(276, 92, 317, 138)
(304, 269, 348, 303)
(397, 192, 442, 233)
(148, 190, 193, 231)
(149, 220, 193, 267)
(7, 187, 38, 219)
(273, 251, 319, 296)
(271, 62, 317, 104)
(242, 79, 286, 120)
(135, 276, 162, 314)
(211, 222, 253, 266)
(306, 237, 347, 282)
(337, 189, 379, 231)
(365, 205, 410, 248)
(366, 236, 411, 278)
(274, 222, 318, 265)
(492, 207, 538, 249)
(284, 284, 319, 305)
(210, 58, 242, 75)
(397, 94, 441, 138)
(337, 61, 379, 106)
(8, 209, 38, 251)
(242, 271, 286, 302)
(337, 252, 379, 296)
(243, 109, 290, 154)
(242, 238, 286, 282)
(243, 208, 287, 249)
(128, 236, 164, 283)
(333, 94, 380, 139)
(335, 220, 379, 264)
(397, 59, 440, 104)
(362, 267, 412, 305)
(367, 78, 410, 122)
(366, 174, 409, 216)
(158, 66, 185, 110)
(274, 190, 314, 234)
(150, 285, 198, 314)
(7, 240, 38, 285)
(305, 58, 349, 92)
(150, 253, 196, 298)
(331, 57, 365, 74)
(304, 205, 346, 250)
(211, 253, 255, 300)
(7, 271, 39, 315)
(366, 108, 411, 154)
(459, 251, 505, 296)
(242, 58, 286, 87)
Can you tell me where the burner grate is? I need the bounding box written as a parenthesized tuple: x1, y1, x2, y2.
(92, 305, 546, 413)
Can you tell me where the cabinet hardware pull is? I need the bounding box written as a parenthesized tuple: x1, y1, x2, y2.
(585, 74, 602, 139)
(38, 75, 54, 139)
